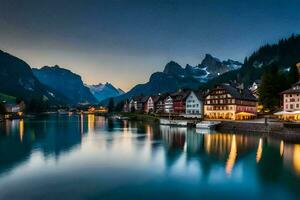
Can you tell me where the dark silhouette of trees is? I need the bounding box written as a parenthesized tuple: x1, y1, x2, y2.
(108, 98, 114, 113)
(258, 65, 290, 111)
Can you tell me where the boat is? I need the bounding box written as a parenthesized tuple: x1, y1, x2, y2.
(196, 121, 220, 129)
(195, 128, 214, 134)
(160, 119, 187, 126)
(57, 109, 69, 115)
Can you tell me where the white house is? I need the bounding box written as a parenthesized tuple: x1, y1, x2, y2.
(164, 96, 173, 113)
(185, 91, 203, 118)
(129, 99, 137, 111)
(145, 96, 154, 113)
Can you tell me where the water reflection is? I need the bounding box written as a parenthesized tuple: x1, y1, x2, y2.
(0, 116, 300, 199)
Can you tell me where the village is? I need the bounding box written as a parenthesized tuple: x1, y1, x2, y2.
(121, 63, 300, 128)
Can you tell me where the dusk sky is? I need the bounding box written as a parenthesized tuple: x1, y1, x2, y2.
(0, 0, 299, 91)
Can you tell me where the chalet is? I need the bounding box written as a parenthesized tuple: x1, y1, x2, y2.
(155, 94, 167, 113)
(275, 81, 300, 120)
(185, 91, 203, 118)
(171, 91, 189, 114)
(274, 63, 300, 120)
(144, 95, 161, 113)
(249, 80, 261, 99)
(204, 83, 257, 120)
(281, 81, 300, 112)
(164, 95, 173, 113)
(129, 96, 144, 112)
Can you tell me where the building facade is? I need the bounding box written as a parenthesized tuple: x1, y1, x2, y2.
(204, 84, 257, 120)
(144, 96, 154, 113)
(171, 91, 189, 114)
(155, 95, 166, 113)
(281, 81, 300, 112)
(129, 96, 144, 112)
(185, 91, 203, 117)
(164, 96, 173, 113)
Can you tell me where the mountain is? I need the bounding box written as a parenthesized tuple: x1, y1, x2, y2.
(32, 66, 97, 105)
(162, 55, 242, 82)
(203, 34, 300, 89)
(0, 50, 68, 104)
(104, 54, 241, 104)
(87, 83, 124, 102)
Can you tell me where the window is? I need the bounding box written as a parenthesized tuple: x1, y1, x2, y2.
(290, 104, 294, 109)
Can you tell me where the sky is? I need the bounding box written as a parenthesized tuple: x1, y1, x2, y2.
(0, 0, 299, 91)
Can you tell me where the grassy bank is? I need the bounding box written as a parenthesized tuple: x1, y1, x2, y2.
(120, 112, 159, 122)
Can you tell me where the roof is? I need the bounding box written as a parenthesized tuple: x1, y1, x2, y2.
(281, 88, 300, 94)
(188, 90, 203, 101)
(281, 82, 300, 94)
(131, 95, 144, 102)
(141, 96, 149, 103)
(151, 95, 161, 103)
(212, 83, 257, 101)
(170, 91, 189, 101)
(157, 94, 169, 102)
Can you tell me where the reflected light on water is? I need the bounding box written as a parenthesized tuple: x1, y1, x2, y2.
(205, 134, 211, 154)
(256, 138, 263, 163)
(225, 135, 237, 175)
(88, 114, 95, 134)
(293, 145, 300, 175)
(19, 119, 24, 142)
(80, 114, 84, 135)
(280, 140, 284, 157)
(146, 124, 153, 139)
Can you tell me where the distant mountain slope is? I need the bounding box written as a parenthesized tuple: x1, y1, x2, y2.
(33, 66, 97, 105)
(203, 34, 300, 89)
(0, 50, 68, 104)
(87, 82, 124, 101)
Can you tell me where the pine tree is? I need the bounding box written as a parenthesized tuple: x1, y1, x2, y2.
(288, 64, 299, 85)
(258, 65, 289, 112)
(0, 103, 6, 114)
(108, 98, 114, 113)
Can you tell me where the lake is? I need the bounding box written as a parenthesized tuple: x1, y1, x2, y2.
(0, 114, 300, 200)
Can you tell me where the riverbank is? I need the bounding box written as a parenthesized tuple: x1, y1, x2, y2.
(120, 112, 160, 122)
(216, 120, 300, 142)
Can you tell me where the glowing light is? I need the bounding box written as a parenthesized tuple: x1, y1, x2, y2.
(226, 135, 237, 174)
(256, 138, 263, 163)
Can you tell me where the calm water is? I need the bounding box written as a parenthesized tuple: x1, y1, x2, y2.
(0, 115, 300, 200)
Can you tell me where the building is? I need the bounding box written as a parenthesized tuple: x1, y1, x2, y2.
(155, 95, 167, 113)
(204, 83, 258, 120)
(123, 99, 130, 112)
(144, 96, 153, 113)
(275, 81, 300, 120)
(281, 81, 300, 112)
(185, 91, 203, 118)
(164, 95, 173, 113)
(129, 96, 144, 112)
(171, 91, 189, 114)
(144, 95, 161, 113)
(249, 80, 261, 99)
(274, 62, 300, 120)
